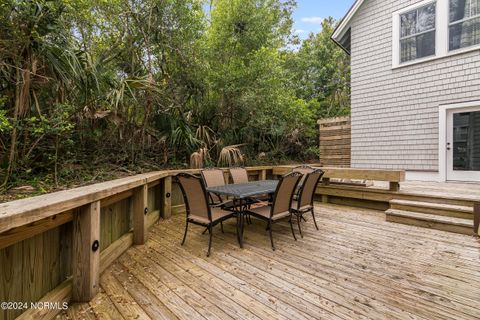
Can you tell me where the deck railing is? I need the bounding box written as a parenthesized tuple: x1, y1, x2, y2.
(0, 165, 406, 320)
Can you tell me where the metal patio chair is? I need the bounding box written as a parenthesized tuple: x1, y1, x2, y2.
(175, 173, 236, 257)
(229, 167, 270, 202)
(245, 172, 302, 251)
(229, 166, 250, 184)
(201, 168, 234, 209)
(291, 169, 324, 237)
(292, 164, 315, 186)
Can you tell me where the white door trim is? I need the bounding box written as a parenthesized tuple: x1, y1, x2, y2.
(439, 100, 480, 182)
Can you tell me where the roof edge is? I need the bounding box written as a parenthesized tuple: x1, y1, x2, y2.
(332, 0, 365, 41)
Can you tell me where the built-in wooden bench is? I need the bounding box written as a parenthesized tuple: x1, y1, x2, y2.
(273, 166, 406, 210)
(273, 166, 405, 191)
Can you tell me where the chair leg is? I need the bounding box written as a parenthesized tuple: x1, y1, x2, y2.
(311, 208, 319, 230)
(220, 221, 224, 233)
(207, 225, 213, 257)
(297, 213, 303, 238)
(236, 214, 241, 246)
(268, 221, 275, 251)
(289, 216, 297, 241)
(181, 221, 189, 245)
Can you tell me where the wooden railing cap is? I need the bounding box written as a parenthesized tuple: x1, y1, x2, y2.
(0, 167, 273, 233)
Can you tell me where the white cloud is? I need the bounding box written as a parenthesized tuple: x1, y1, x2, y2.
(301, 16, 324, 24)
(295, 29, 307, 34)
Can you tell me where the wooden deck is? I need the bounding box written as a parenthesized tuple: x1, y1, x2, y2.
(59, 203, 480, 320)
(398, 180, 480, 200)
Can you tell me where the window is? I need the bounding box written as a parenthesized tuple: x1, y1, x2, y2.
(449, 0, 480, 50)
(399, 3, 437, 63)
(392, 0, 480, 68)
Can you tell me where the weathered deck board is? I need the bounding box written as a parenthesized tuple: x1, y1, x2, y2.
(63, 203, 480, 320)
(399, 181, 480, 200)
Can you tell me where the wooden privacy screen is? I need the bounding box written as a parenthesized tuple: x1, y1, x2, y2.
(318, 116, 351, 167)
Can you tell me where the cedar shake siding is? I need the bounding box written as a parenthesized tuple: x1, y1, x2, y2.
(348, 0, 480, 171)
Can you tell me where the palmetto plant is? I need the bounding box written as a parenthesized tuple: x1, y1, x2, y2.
(0, 0, 87, 188)
(0, 0, 349, 192)
(190, 124, 246, 168)
(217, 144, 245, 167)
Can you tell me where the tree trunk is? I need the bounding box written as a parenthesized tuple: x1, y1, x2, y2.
(3, 59, 32, 188)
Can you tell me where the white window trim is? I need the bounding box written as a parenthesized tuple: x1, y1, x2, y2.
(392, 0, 480, 69)
(392, 0, 442, 68)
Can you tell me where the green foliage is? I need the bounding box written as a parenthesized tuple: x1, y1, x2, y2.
(286, 17, 350, 119)
(0, 110, 11, 133)
(0, 0, 350, 191)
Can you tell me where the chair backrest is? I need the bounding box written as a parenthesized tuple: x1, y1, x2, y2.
(292, 165, 315, 185)
(229, 167, 249, 184)
(270, 172, 302, 218)
(201, 168, 226, 204)
(297, 169, 324, 208)
(201, 168, 226, 187)
(175, 173, 211, 222)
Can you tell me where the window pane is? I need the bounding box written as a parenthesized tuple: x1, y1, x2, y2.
(472, 0, 480, 16)
(453, 111, 480, 171)
(449, 16, 480, 50)
(450, 0, 469, 22)
(401, 37, 416, 62)
(401, 30, 435, 62)
(417, 3, 436, 32)
(416, 30, 436, 57)
(401, 11, 417, 37)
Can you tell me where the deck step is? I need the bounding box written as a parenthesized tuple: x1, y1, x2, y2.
(389, 199, 473, 219)
(385, 209, 473, 235)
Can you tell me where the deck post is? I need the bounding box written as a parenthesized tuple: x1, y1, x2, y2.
(72, 201, 100, 302)
(260, 169, 267, 180)
(389, 181, 400, 192)
(133, 184, 148, 245)
(223, 171, 230, 183)
(162, 176, 172, 219)
(474, 203, 480, 236)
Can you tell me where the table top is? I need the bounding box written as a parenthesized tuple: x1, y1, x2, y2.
(206, 180, 278, 199)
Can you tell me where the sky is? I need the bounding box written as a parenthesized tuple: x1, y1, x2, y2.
(292, 0, 353, 39)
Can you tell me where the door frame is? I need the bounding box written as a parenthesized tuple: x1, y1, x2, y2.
(439, 100, 480, 182)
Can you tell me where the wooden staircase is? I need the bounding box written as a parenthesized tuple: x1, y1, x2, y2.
(386, 199, 474, 235)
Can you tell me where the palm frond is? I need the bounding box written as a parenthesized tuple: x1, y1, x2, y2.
(195, 125, 216, 147)
(217, 144, 245, 167)
(190, 147, 210, 169)
(190, 151, 203, 169)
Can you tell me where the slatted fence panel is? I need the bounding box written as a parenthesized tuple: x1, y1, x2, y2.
(0, 224, 70, 320)
(318, 116, 351, 167)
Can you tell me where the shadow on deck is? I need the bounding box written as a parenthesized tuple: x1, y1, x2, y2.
(61, 203, 480, 320)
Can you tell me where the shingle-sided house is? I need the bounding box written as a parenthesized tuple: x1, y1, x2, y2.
(332, 0, 480, 182)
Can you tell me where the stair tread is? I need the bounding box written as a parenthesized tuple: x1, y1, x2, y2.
(386, 209, 473, 227)
(389, 199, 473, 213)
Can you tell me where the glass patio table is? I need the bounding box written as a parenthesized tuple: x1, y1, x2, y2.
(206, 180, 278, 248)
